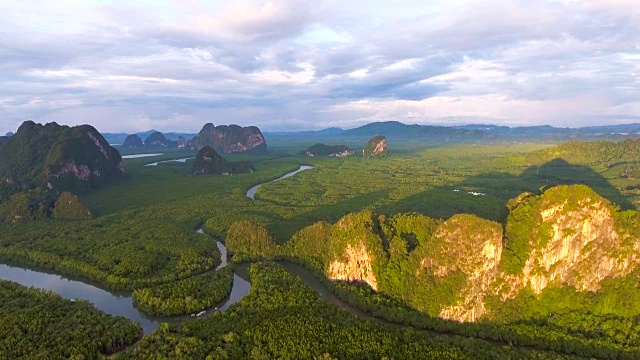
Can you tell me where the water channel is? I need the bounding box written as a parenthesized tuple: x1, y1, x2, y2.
(0, 165, 336, 337)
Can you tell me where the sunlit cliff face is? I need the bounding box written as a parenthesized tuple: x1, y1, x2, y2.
(328, 244, 378, 291)
(323, 185, 640, 323)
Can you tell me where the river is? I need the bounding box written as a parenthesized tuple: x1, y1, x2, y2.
(246, 165, 314, 199)
(0, 165, 319, 335)
(0, 232, 247, 335)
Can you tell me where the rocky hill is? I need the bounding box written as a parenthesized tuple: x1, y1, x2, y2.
(0, 121, 125, 197)
(363, 135, 387, 157)
(305, 143, 353, 157)
(191, 146, 254, 175)
(0, 121, 124, 222)
(122, 134, 144, 148)
(144, 131, 176, 148)
(189, 123, 267, 153)
(285, 184, 640, 323)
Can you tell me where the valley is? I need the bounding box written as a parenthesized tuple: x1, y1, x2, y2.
(2, 122, 640, 359)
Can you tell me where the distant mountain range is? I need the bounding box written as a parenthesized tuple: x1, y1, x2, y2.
(104, 121, 640, 145)
(104, 130, 197, 144)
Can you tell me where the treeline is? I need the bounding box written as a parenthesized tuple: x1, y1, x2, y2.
(0, 279, 141, 359)
(217, 200, 640, 358)
(526, 138, 640, 167)
(133, 267, 233, 316)
(119, 262, 566, 359)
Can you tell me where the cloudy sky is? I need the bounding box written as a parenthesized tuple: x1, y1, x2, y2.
(0, 0, 638, 134)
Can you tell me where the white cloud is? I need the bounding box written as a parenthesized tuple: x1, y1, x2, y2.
(0, 0, 638, 133)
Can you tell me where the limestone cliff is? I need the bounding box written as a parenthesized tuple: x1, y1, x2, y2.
(437, 185, 640, 322)
(189, 123, 267, 154)
(328, 244, 378, 290)
(325, 212, 385, 290)
(419, 214, 504, 322)
(191, 146, 255, 175)
(301, 185, 640, 323)
(363, 135, 387, 157)
(305, 143, 354, 157)
(144, 131, 175, 148)
(509, 185, 638, 295)
(0, 121, 125, 198)
(122, 134, 143, 148)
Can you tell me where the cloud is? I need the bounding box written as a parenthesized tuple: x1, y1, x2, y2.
(0, 0, 638, 133)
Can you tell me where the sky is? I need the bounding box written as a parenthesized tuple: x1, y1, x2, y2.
(0, 0, 639, 134)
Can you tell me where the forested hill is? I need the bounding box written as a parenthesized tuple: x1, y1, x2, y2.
(0, 121, 125, 198)
(341, 121, 488, 141)
(526, 138, 640, 166)
(266, 121, 640, 142)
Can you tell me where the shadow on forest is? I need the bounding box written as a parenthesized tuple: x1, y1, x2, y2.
(267, 190, 391, 243)
(382, 158, 635, 223)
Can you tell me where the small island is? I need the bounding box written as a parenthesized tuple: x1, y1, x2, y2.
(191, 146, 255, 175)
(305, 143, 354, 157)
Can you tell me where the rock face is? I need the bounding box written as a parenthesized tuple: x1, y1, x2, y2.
(191, 146, 254, 175)
(290, 185, 640, 323)
(437, 185, 640, 322)
(328, 243, 378, 290)
(189, 123, 267, 154)
(144, 131, 174, 148)
(423, 215, 504, 322)
(325, 212, 386, 291)
(0, 121, 125, 198)
(305, 143, 354, 157)
(122, 134, 144, 148)
(176, 136, 189, 148)
(363, 135, 387, 157)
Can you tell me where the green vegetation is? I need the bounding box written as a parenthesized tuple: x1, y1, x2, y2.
(52, 191, 91, 220)
(0, 214, 217, 291)
(3, 135, 640, 358)
(119, 262, 567, 359)
(133, 267, 234, 317)
(225, 220, 277, 262)
(305, 143, 353, 156)
(363, 135, 387, 157)
(191, 146, 254, 175)
(0, 279, 141, 359)
(0, 121, 124, 199)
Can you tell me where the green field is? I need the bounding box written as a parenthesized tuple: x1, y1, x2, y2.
(2, 139, 640, 358)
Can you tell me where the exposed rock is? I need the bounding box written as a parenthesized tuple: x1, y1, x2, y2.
(518, 186, 635, 295)
(189, 123, 267, 153)
(305, 143, 354, 157)
(299, 185, 640, 324)
(0, 121, 125, 201)
(176, 136, 189, 148)
(363, 135, 387, 157)
(328, 244, 378, 290)
(421, 214, 504, 322)
(438, 185, 640, 322)
(144, 131, 175, 148)
(325, 212, 385, 291)
(191, 146, 254, 175)
(122, 134, 144, 148)
(5, 132, 14, 137)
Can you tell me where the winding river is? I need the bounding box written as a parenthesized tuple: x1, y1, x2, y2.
(145, 157, 195, 167)
(246, 165, 314, 199)
(0, 165, 324, 336)
(0, 232, 247, 335)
